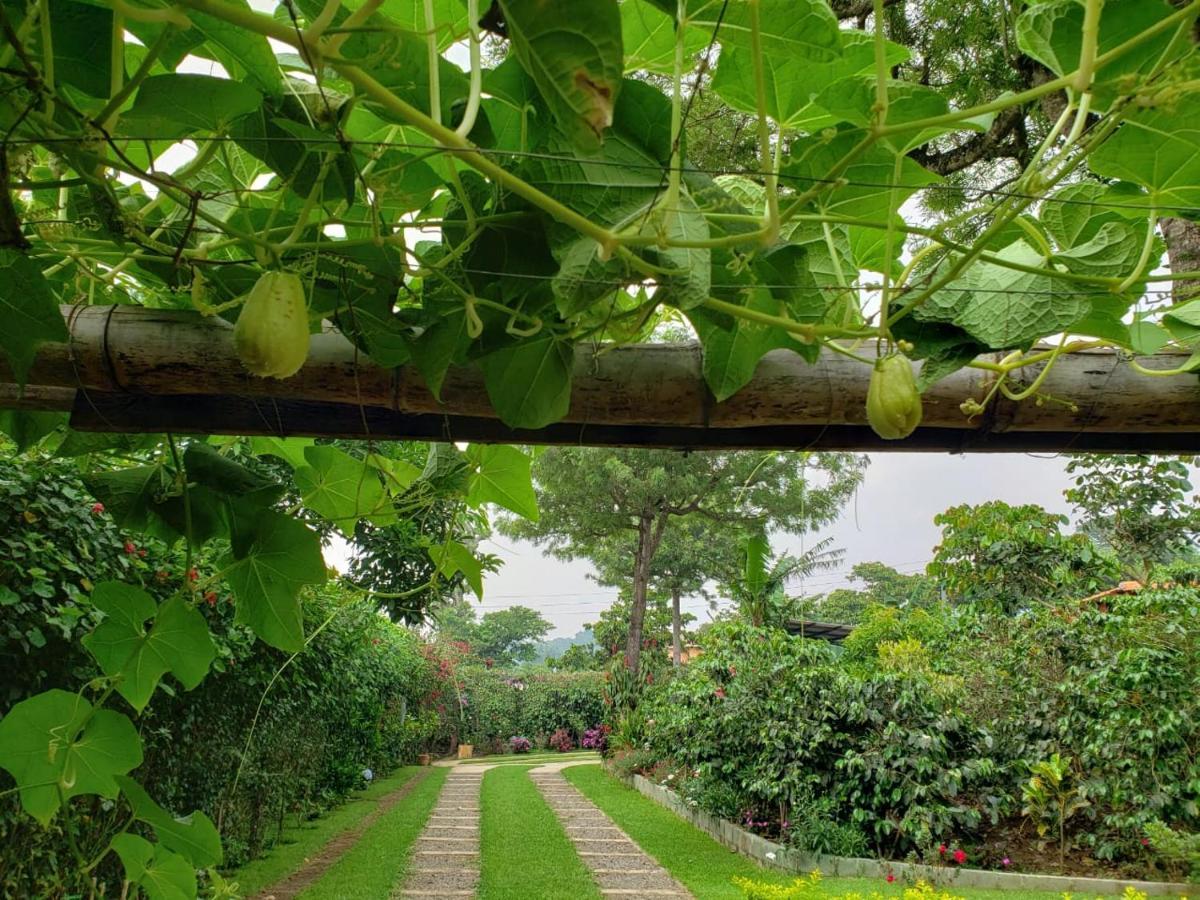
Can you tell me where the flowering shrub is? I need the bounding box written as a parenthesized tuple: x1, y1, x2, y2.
(549, 728, 576, 752)
(510, 736, 532, 754)
(582, 725, 609, 751)
(734, 870, 965, 900)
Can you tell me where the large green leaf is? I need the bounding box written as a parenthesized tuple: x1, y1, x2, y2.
(467, 445, 539, 520)
(497, 0, 624, 150)
(1017, 0, 1186, 111)
(116, 776, 223, 867)
(83, 583, 215, 712)
(122, 74, 263, 139)
(688, 289, 797, 402)
(188, 0, 283, 93)
(49, 1, 114, 98)
(0, 690, 142, 825)
(478, 334, 574, 429)
(621, 0, 708, 74)
(295, 445, 387, 536)
(1089, 94, 1200, 209)
(0, 249, 69, 386)
(429, 539, 484, 599)
(680, 0, 841, 63)
(224, 512, 327, 651)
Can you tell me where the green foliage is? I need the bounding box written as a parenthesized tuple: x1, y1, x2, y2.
(1065, 454, 1200, 577)
(1143, 820, 1200, 881)
(1020, 752, 1089, 867)
(928, 501, 1117, 612)
(434, 599, 553, 666)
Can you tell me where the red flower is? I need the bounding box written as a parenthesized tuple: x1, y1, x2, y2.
(137, 549, 147, 557)
(204, 591, 218, 607)
(714, 687, 726, 699)
(953, 849, 966, 864)
(123, 541, 137, 555)
(1142, 837, 1151, 847)
(938, 844, 947, 855)
(91, 502, 105, 515)
(187, 568, 198, 582)
(886, 874, 895, 884)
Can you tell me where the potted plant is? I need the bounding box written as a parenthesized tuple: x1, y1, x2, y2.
(417, 752, 432, 766)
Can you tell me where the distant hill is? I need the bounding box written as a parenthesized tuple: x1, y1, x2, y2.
(529, 628, 594, 665)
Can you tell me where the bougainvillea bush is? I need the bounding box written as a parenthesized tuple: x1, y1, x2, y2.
(636, 587, 1200, 875)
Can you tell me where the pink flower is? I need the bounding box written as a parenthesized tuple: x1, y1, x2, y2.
(123, 540, 137, 555)
(714, 687, 726, 699)
(1141, 837, 1151, 847)
(953, 849, 967, 865)
(886, 874, 895, 884)
(1001, 857, 1011, 868)
(91, 502, 105, 515)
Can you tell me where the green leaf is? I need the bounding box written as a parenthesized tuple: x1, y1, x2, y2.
(0, 690, 142, 825)
(409, 307, 471, 399)
(188, 0, 283, 93)
(467, 445, 539, 520)
(84, 466, 167, 532)
(713, 32, 906, 132)
(110, 833, 154, 885)
(122, 74, 263, 139)
(249, 436, 315, 470)
(687, 290, 797, 402)
(0, 410, 66, 452)
(429, 540, 484, 599)
(1017, 0, 1186, 112)
(82, 583, 216, 712)
(295, 446, 386, 536)
(49, 1, 114, 98)
(497, 0, 623, 151)
(621, 0, 708, 74)
(224, 511, 326, 652)
(0, 249, 69, 386)
(1040, 183, 1137, 249)
(914, 241, 1093, 350)
(116, 776, 222, 867)
(478, 334, 574, 429)
(138, 845, 197, 900)
(1054, 221, 1159, 281)
(1089, 93, 1200, 209)
(683, 0, 841, 62)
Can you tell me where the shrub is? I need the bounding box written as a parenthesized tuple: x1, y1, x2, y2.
(581, 725, 609, 751)
(510, 735, 532, 754)
(549, 728, 575, 752)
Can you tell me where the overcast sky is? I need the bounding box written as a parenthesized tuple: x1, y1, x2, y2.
(471, 452, 1077, 638)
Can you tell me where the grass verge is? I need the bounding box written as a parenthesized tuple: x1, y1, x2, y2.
(460, 750, 600, 765)
(225, 766, 420, 897)
(479, 765, 602, 900)
(563, 765, 1098, 900)
(298, 766, 447, 899)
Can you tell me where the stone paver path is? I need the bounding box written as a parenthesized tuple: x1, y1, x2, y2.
(530, 766, 692, 899)
(393, 766, 486, 898)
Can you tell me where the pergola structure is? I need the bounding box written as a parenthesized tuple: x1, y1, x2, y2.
(3, 305, 1199, 453)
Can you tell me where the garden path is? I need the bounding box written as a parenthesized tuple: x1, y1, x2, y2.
(393, 766, 487, 898)
(529, 765, 693, 899)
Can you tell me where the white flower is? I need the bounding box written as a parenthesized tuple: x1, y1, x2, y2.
(766, 852, 777, 861)
(362, 768, 374, 782)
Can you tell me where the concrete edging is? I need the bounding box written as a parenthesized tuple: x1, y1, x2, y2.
(620, 771, 1192, 896)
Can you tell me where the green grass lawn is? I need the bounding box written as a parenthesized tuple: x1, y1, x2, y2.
(460, 749, 600, 765)
(478, 765, 602, 900)
(298, 766, 447, 899)
(224, 766, 421, 897)
(562, 765, 1120, 900)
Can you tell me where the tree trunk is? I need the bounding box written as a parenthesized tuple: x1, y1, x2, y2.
(671, 588, 682, 667)
(624, 513, 667, 676)
(1161, 217, 1200, 304)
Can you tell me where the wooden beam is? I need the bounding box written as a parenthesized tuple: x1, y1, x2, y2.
(3, 305, 1200, 451)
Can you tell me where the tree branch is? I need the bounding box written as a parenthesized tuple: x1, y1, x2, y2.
(908, 106, 1028, 175)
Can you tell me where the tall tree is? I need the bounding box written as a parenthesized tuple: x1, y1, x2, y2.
(499, 449, 866, 674)
(1065, 454, 1200, 578)
(431, 599, 552, 667)
(725, 534, 844, 627)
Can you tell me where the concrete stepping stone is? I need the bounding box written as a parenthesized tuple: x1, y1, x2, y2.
(529, 770, 693, 900)
(393, 770, 483, 899)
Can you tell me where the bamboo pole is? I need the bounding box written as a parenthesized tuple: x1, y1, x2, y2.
(2, 306, 1200, 451)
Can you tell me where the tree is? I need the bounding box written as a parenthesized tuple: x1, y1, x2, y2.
(500, 449, 866, 675)
(1065, 455, 1200, 579)
(547, 643, 605, 672)
(927, 501, 1117, 613)
(432, 599, 550, 667)
(725, 534, 844, 627)
(802, 561, 936, 623)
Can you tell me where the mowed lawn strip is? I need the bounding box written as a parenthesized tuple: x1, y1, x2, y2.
(298, 766, 448, 900)
(563, 765, 1091, 900)
(227, 766, 420, 897)
(460, 750, 600, 765)
(479, 765, 602, 900)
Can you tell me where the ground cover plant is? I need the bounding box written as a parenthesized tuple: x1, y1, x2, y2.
(478, 766, 602, 900)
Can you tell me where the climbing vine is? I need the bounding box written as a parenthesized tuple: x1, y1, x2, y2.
(0, 0, 1199, 895)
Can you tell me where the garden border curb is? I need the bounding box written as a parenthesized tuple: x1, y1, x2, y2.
(616, 770, 1193, 897)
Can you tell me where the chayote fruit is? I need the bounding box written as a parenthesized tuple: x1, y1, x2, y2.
(866, 353, 922, 440)
(233, 271, 310, 379)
